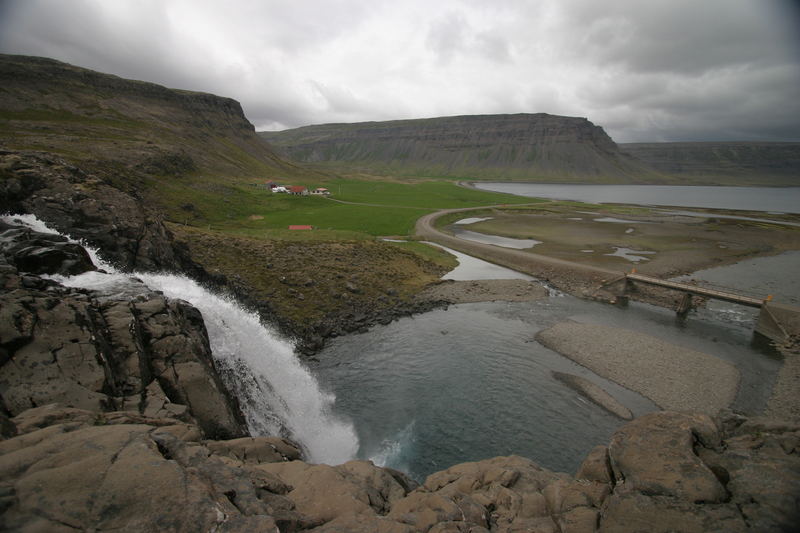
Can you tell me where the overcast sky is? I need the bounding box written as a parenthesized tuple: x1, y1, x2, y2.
(1, 0, 798, 142)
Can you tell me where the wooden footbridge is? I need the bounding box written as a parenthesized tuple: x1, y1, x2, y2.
(600, 270, 799, 344)
(626, 272, 764, 308)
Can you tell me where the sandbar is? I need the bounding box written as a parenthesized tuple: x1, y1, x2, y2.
(536, 321, 740, 415)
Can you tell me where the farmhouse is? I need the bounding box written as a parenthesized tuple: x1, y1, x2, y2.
(311, 187, 331, 196)
(288, 186, 308, 196)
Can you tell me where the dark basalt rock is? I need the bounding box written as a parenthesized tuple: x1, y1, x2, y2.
(3, 407, 792, 532)
(0, 221, 96, 276)
(0, 222, 246, 440)
(0, 150, 192, 273)
(0, 406, 305, 532)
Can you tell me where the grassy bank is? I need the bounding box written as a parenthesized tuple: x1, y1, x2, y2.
(168, 223, 451, 334)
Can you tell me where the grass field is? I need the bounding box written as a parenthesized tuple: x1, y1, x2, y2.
(157, 176, 538, 238)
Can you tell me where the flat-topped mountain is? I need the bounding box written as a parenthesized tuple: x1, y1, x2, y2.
(621, 142, 800, 185)
(260, 113, 656, 182)
(262, 116, 800, 185)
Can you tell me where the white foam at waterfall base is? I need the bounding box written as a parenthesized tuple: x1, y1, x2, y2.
(368, 420, 416, 473)
(3, 214, 360, 465)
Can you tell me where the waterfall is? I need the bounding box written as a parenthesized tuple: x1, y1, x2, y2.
(2, 214, 360, 465)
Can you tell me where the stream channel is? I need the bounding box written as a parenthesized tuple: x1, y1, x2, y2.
(312, 184, 799, 482)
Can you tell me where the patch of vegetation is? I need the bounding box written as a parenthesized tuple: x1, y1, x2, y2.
(324, 178, 536, 209)
(385, 241, 459, 270)
(168, 224, 448, 328)
(0, 108, 146, 129)
(432, 208, 503, 229)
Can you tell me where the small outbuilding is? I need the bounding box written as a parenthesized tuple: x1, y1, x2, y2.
(311, 187, 331, 196)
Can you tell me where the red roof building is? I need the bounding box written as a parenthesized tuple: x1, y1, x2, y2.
(288, 186, 308, 195)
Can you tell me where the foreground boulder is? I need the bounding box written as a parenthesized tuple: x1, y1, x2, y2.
(2, 408, 796, 532)
(0, 220, 96, 276)
(0, 406, 303, 532)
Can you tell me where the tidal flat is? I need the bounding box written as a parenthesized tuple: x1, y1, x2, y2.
(444, 203, 800, 278)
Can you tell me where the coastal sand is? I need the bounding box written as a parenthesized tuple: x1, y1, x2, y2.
(536, 321, 740, 415)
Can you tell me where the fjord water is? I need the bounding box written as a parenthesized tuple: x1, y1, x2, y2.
(473, 183, 800, 213)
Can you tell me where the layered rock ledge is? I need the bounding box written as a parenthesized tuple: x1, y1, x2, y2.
(2, 405, 798, 532)
(0, 220, 245, 439)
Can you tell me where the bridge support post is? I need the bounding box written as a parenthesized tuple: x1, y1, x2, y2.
(756, 301, 800, 344)
(594, 275, 629, 305)
(675, 293, 693, 317)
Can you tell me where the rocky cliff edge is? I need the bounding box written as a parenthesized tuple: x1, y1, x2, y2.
(1, 221, 798, 532)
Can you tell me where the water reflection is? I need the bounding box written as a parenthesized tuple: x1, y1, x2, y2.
(450, 228, 542, 249)
(422, 241, 534, 281)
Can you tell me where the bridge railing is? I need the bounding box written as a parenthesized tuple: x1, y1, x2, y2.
(666, 277, 769, 301)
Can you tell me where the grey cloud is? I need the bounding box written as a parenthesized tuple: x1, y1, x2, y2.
(567, 0, 798, 74)
(425, 12, 469, 65)
(0, 0, 798, 141)
(475, 31, 512, 63)
(591, 63, 800, 142)
(309, 81, 367, 115)
(425, 13, 513, 66)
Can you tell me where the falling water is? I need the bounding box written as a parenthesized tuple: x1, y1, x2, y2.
(2, 214, 359, 464)
(137, 272, 359, 464)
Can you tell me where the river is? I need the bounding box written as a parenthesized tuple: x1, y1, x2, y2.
(313, 184, 799, 481)
(312, 251, 789, 481)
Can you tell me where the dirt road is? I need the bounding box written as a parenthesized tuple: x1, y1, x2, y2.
(415, 206, 623, 294)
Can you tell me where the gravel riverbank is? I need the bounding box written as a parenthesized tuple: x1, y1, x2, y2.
(416, 279, 549, 304)
(536, 321, 740, 415)
(764, 346, 800, 423)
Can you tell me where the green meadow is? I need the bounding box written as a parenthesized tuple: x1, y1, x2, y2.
(155, 176, 538, 238)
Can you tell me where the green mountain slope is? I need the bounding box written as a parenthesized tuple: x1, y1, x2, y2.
(0, 54, 312, 186)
